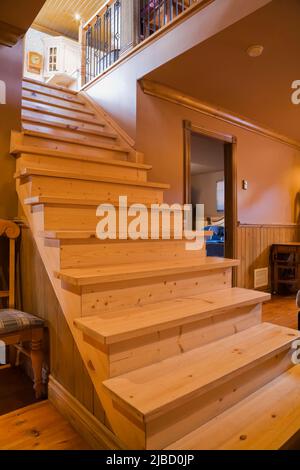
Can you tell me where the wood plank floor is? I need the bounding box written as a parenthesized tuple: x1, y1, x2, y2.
(262, 295, 298, 330)
(0, 295, 297, 450)
(0, 401, 91, 450)
(0, 366, 37, 416)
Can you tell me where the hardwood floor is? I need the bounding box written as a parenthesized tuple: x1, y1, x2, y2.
(0, 366, 37, 416)
(0, 294, 297, 450)
(262, 295, 298, 330)
(0, 401, 91, 450)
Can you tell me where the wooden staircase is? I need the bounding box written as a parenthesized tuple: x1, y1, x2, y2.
(11, 77, 300, 450)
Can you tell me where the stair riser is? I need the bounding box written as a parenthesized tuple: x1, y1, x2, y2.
(22, 100, 100, 125)
(21, 134, 129, 160)
(90, 304, 261, 377)
(22, 82, 85, 104)
(34, 204, 180, 231)
(22, 109, 106, 134)
(22, 123, 118, 146)
(22, 89, 90, 113)
(17, 154, 148, 183)
(59, 239, 204, 269)
(21, 176, 164, 206)
(111, 347, 294, 450)
(81, 268, 233, 315)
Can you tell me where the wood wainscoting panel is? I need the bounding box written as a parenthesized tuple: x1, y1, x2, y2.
(237, 224, 300, 290)
(19, 225, 105, 423)
(48, 376, 124, 450)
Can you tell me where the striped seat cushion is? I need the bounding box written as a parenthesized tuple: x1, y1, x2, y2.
(0, 309, 44, 335)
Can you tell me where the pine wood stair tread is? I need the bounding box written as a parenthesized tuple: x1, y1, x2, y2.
(22, 100, 102, 126)
(56, 257, 240, 286)
(40, 230, 99, 239)
(12, 144, 150, 169)
(166, 365, 300, 450)
(22, 108, 106, 129)
(22, 90, 93, 115)
(16, 167, 169, 189)
(22, 116, 114, 138)
(21, 129, 127, 153)
(24, 195, 173, 207)
(23, 77, 79, 96)
(74, 287, 270, 345)
(22, 83, 85, 105)
(103, 323, 300, 423)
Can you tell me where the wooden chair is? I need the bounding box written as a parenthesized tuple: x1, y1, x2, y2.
(0, 219, 44, 398)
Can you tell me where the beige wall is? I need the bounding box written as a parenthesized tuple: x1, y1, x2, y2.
(86, 0, 271, 139)
(0, 40, 23, 219)
(192, 171, 225, 219)
(136, 87, 300, 225)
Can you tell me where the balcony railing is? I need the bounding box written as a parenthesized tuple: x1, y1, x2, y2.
(81, 0, 121, 85)
(80, 0, 196, 86)
(140, 0, 193, 40)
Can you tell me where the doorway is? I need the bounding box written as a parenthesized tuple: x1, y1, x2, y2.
(183, 121, 237, 261)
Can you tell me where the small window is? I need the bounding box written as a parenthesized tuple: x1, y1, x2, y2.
(216, 180, 225, 212)
(49, 47, 57, 72)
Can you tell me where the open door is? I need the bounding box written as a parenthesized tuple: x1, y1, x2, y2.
(183, 121, 237, 281)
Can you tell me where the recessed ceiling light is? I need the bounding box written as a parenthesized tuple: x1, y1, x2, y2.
(247, 45, 264, 58)
(75, 13, 81, 21)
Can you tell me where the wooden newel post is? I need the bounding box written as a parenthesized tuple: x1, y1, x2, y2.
(79, 19, 87, 88)
(120, 0, 140, 56)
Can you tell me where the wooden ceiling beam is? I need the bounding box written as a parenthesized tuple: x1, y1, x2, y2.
(0, 20, 26, 47)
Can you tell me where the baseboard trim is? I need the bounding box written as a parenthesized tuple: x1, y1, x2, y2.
(48, 375, 125, 450)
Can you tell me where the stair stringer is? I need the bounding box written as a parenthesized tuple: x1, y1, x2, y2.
(16, 181, 147, 449)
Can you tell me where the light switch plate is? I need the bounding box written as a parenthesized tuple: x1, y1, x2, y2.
(242, 180, 248, 190)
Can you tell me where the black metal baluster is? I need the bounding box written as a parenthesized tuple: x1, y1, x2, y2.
(169, 0, 173, 23)
(108, 8, 113, 65)
(95, 16, 99, 77)
(158, 0, 161, 30)
(116, 0, 121, 60)
(104, 9, 107, 70)
(141, 0, 145, 39)
(87, 26, 91, 83)
(163, 0, 167, 26)
(92, 21, 96, 80)
(113, 2, 116, 60)
(175, 0, 179, 17)
(153, 0, 157, 33)
(99, 16, 103, 74)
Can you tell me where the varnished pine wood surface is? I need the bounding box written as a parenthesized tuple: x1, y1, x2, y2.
(0, 401, 91, 450)
(262, 295, 298, 330)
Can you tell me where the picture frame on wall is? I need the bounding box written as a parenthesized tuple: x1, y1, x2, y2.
(27, 51, 43, 74)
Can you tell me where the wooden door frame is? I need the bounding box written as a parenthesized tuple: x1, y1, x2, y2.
(183, 120, 238, 283)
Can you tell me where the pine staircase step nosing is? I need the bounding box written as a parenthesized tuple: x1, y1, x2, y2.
(102, 323, 300, 423)
(74, 287, 271, 345)
(16, 167, 170, 189)
(22, 91, 94, 115)
(24, 195, 178, 208)
(22, 77, 79, 96)
(22, 84, 85, 106)
(22, 115, 115, 138)
(22, 100, 102, 126)
(56, 257, 240, 287)
(12, 144, 150, 169)
(166, 365, 300, 450)
(21, 129, 127, 152)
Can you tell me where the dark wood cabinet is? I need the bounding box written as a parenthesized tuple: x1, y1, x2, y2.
(271, 243, 300, 294)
